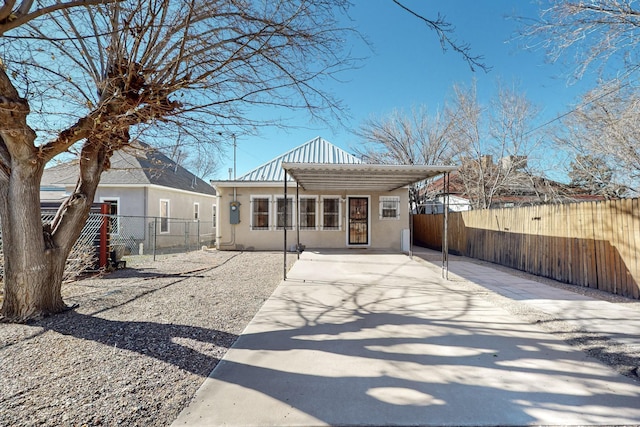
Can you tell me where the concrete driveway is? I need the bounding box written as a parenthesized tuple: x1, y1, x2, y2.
(173, 249, 640, 426)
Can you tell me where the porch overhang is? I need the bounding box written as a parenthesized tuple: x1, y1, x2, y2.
(281, 162, 458, 192)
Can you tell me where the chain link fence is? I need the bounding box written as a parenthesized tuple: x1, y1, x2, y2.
(0, 213, 216, 283)
(0, 212, 103, 283)
(111, 215, 216, 258)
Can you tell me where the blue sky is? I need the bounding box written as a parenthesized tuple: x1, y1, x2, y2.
(214, 1, 596, 180)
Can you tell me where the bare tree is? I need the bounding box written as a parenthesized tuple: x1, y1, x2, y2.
(523, 1, 640, 197)
(448, 81, 545, 209)
(355, 105, 457, 212)
(0, 0, 358, 321)
(568, 154, 627, 198)
(355, 81, 545, 211)
(355, 106, 457, 165)
(525, 0, 640, 81)
(448, 82, 494, 209)
(0, 0, 119, 35)
(519, 0, 640, 199)
(555, 80, 640, 194)
(166, 143, 220, 181)
(159, 128, 222, 180)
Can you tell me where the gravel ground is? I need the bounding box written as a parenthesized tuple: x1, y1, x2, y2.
(0, 250, 295, 427)
(2, 249, 640, 426)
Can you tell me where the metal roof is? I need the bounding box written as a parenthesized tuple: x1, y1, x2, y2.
(236, 136, 361, 182)
(282, 163, 458, 192)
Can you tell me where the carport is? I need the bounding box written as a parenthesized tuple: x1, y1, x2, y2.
(281, 162, 457, 279)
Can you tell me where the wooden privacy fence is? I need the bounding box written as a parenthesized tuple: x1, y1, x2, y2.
(413, 198, 640, 299)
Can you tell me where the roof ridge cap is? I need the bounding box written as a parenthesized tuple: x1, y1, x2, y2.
(237, 136, 360, 180)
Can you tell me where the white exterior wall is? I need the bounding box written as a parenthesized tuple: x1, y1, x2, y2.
(422, 195, 472, 214)
(146, 186, 217, 248)
(94, 187, 146, 217)
(215, 184, 409, 252)
(146, 187, 215, 220)
(94, 185, 216, 250)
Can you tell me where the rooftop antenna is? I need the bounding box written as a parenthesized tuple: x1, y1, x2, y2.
(232, 134, 237, 180)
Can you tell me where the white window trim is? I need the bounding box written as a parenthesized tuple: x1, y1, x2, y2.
(193, 202, 200, 221)
(159, 199, 171, 234)
(250, 195, 272, 231)
(99, 196, 120, 236)
(379, 196, 401, 220)
(298, 195, 318, 231)
(274, 195, 296, 230)
(320, 195, 342, 231)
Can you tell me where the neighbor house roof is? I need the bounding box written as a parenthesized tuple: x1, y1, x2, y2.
(234, 136, 361, 182)
(424, 171, 605, 205)
(42, 143, 216, 196)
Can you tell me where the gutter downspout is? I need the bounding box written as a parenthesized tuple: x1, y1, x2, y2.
(216, 185, 236, 248)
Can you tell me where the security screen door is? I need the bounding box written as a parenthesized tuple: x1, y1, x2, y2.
(348, 197, 368, 245)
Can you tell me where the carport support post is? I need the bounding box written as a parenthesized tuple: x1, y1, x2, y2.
(283, 169, 288, 281)
(409, 210, 413, 258)
(296, 182, 300, 260)
(442, 172, 450, 279)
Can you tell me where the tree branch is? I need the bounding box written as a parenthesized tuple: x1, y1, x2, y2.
(0, 1, 17, 23)
(0, 0, 123, 36)
(392, 0, 490, 72)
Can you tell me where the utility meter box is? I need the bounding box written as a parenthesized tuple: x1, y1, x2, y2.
(230, 201, 241, 224)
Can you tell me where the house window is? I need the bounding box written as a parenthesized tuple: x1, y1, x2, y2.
(322, 197, 340, 230)
(100, 197, 120, 235)
(299, 197, 317, 230)
(276, 196, 294, 230)
(251, 197, 270, 230)
(194, 202, 200, 220)
(160, 199, 170, 233)
(212, 204, 216, 226)
(380, 196, 400, 220)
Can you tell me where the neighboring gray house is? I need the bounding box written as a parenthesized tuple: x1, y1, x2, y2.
(41, 143, 217, 253)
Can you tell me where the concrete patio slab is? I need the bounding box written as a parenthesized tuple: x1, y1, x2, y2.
(173, 250, 640, 426)
(427, 253, 640, 347)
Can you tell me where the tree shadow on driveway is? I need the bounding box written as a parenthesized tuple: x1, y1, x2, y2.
(180, 278, 640, 426)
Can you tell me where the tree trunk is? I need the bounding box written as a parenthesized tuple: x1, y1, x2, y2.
(0, 65, 71, 321)
(0, 143, 109, 322)
(0, 61, 115, 322)
(0, 158, 69, 321)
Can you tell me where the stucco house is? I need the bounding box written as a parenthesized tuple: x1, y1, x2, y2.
(41, 143, 217, 253)
(211, 137, 455, 252)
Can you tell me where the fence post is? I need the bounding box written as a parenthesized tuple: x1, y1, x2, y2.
(99, 203, 109, 268)
(184, 220, 189, 251)
(153, 217, 157, 261)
